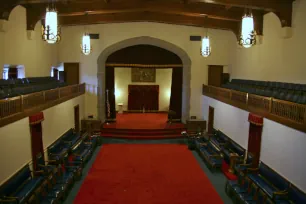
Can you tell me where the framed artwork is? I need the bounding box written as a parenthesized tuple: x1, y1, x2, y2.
(131, 68, 156, 82)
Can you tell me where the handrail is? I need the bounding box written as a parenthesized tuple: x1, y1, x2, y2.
(202, 84, 306, 133)
(0, 83, 85, 119)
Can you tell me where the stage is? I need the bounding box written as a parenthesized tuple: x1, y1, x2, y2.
(101, 113, 186, 139)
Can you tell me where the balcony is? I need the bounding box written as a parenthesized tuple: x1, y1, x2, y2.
(202, 84, 306, 133)
(0, 83, 85, 128)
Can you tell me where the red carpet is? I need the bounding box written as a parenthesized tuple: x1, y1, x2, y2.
(74, 144, 223, 204)
(103, 113, 185, 129)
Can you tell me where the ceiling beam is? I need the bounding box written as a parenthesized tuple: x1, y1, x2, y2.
(0, 0, 21, 19)
(189, 0, 294, 26)
(24, 1, 263, 31)
(58, 11, 241, 36)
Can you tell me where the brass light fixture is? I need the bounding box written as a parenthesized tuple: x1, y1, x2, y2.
(81, 13, 92, 55)
(42, 2, 61, 44)
(239, 9, 256, 48)
(201, 28, 211, 57)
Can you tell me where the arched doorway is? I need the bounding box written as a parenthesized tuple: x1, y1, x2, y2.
(97, 36, 191, 123)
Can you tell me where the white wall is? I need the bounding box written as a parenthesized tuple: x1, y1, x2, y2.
(202, 95, 306, 192)
(231, 0, 306, 84)
(58, 22, 236, 119)
(0, 6, 57, 77)
(0, 95, 85, 185)
(115, 68, 172, 111)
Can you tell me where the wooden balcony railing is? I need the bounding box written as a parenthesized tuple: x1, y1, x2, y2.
(202, 84, 306, 133)
(0, 84, 85, 124)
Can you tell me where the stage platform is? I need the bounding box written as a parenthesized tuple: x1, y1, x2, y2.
(101, 113, 186, 139)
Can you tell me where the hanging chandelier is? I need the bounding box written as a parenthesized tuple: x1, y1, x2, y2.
(239, 11, 256, 48)
(81, 33, 92, 55)
(201, 29, 211, 57)
(42, 4, 61, 44)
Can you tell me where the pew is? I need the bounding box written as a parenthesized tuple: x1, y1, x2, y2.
(0, 165, 44, 204)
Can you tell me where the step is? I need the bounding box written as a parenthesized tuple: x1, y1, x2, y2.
(100, 134, 183, 140)
(101, 130, 183, 136)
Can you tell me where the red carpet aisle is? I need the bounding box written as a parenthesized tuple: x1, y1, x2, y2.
(74, 144, 223, 204)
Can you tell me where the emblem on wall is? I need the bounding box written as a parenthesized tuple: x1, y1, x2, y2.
(131, 68, 156, 82)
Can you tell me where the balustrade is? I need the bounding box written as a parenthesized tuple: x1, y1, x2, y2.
(202, 84, 306, 132)
(0, 83, 85, 119)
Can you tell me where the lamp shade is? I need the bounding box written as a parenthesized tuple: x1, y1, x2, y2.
(201, 36, 211, 57)
(82, 33, 91, 55)
(43, 9, 59, 44)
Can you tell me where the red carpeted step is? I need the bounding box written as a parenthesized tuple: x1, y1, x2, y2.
(74, 144, 223, 204)
(100, 134, 183, 139)
(101, 130, 184, 136)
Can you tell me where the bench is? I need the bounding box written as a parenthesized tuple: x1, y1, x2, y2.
(0, 165, 44, 204)
(247, 162, 289, 201)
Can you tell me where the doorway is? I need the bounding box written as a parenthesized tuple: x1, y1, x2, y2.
(74, 105, 80, 132)
(208, 65, 223, 87)
(208, 106, 215, 134)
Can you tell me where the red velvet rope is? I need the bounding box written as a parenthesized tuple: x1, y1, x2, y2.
(29, 112, 44, 125)
(248, 113, 263, 126)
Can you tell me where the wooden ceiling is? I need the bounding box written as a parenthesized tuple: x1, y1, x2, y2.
(0, 0, 294, 37)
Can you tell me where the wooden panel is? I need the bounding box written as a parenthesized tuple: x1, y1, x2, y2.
(64, 63, 80, 85)
(208, 65, 223, 87)
(186, 119, 207, 132)
(202, 84, 306, 133)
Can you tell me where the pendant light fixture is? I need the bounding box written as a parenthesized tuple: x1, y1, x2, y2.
(201, 28, 211, 57)
(42, 1, 60, 44)
(81, 13, 92, 55)
(239, 9, 256, 48)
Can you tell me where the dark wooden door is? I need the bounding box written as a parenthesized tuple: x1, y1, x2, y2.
(53, 68, 59, 80)
(30, 123, 44, 171)
(208, 106, 214, 134)
(8, 68, 18, 79)
(128, 85, 159, 111)
(208, 65, 223, 87)
(64, 63, 80, 85)
(74, 105, 80, 132)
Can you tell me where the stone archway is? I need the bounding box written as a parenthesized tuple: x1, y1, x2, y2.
(97, 36, 191, 123)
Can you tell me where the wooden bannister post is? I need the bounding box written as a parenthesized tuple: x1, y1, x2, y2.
(269, 97, 272, 113)
(21, 95, 24, 112)
(43, 91, 46, 102)
(246, 93, 249, 108)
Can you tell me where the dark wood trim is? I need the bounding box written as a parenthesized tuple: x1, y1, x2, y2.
(203, 84, 306, 133)
(0, 85, 85, 128)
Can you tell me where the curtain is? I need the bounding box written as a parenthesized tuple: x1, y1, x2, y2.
(29, 112, 45, 171)
(105, 66, 116, 120)
(168, 67, 183, 120)
(30, 123, 44, 171)
(128, 85, 159, 111)
(248, 116, 263, 168)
